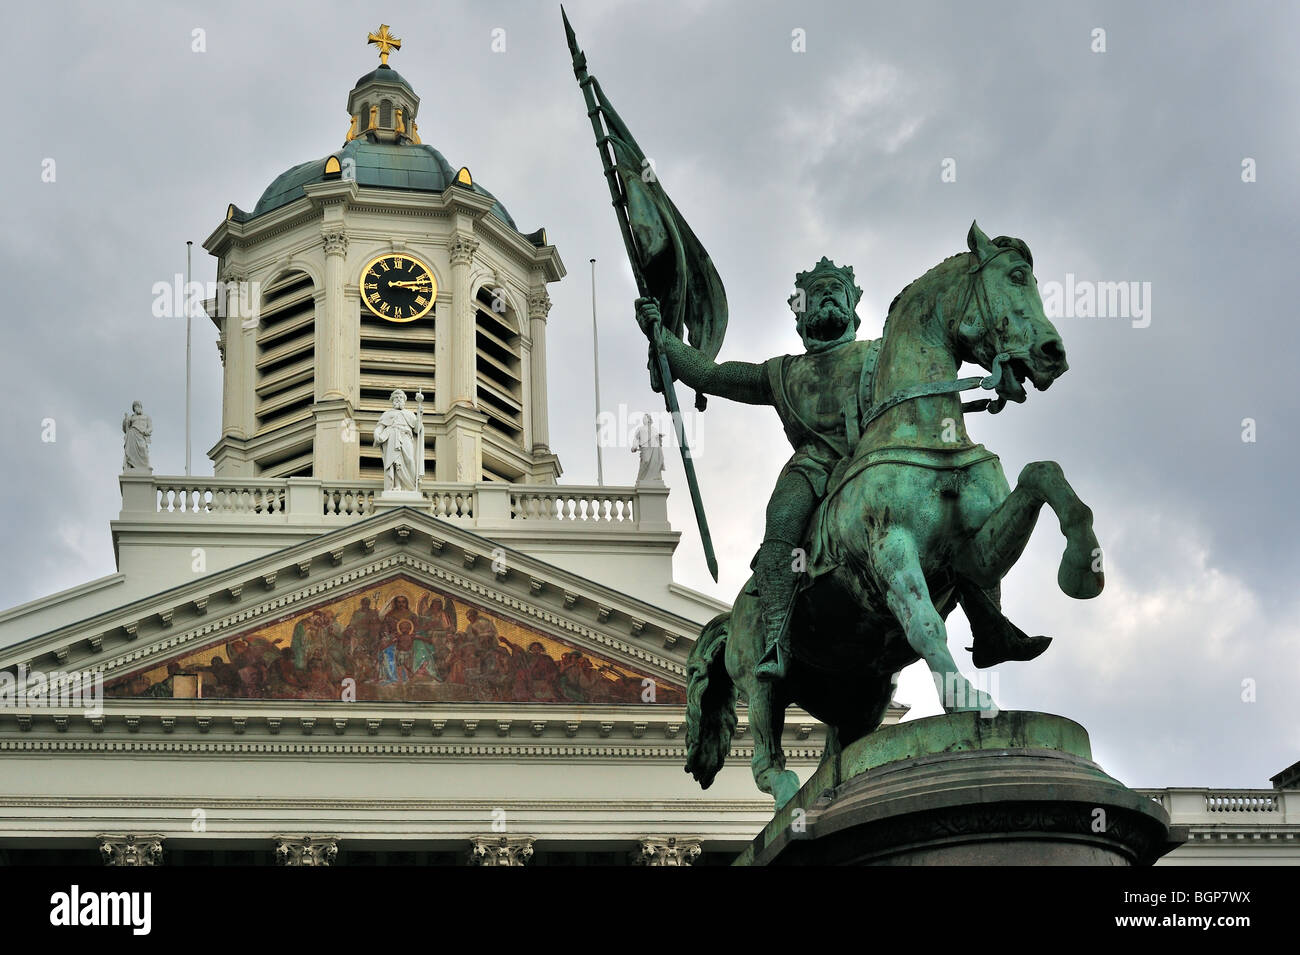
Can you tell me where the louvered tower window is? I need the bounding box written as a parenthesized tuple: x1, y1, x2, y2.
(475, 286, 524, 480)
(254, 271, 316, 476)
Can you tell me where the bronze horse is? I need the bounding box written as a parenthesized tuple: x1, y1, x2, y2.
(685, 223, 1104, 808)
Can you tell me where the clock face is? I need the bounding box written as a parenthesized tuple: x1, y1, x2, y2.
(359, 254, 437, 322)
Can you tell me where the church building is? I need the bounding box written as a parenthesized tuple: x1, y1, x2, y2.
(0, 26, 849, 866)
(0, 26, 1292, 867)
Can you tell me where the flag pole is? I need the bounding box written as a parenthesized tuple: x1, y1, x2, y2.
(590, 257, 605, 487)
(415, 386, 425, 483)
(563, 7, 718, 580)
(185, 240, 193, 476)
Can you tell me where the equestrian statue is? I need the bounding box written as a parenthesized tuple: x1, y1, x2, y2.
(563, 11, 1104, 810)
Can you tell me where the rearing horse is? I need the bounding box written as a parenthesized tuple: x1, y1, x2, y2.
(685, 223, 1104, 808)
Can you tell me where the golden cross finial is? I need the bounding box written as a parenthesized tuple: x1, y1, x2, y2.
(367, 24, 402, 65)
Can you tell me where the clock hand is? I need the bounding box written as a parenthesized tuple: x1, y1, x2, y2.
(388, 279, 432, 289)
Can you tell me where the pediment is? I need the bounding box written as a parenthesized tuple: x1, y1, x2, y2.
(104, 572, 683, 705)
(5, 507, 701, 706)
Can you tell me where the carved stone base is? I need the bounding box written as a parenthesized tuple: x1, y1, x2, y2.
(737, 711, 1185, 866)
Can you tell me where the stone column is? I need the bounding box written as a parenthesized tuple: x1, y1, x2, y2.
(99, 834, 164, 866)
(220, 270, 247, 440)
(527, 289, 552, 455)
(314, 231, 358, 480)
(433, 293, 453, 414)
(632, 837, 702, 866)
(467, 835, 534, 866)
(318, 230, 349, 401)
(213, 269, 258, 476)
(448, 232, 480, 409)
(274, 835, 338, 866)
(437, 233, 486, 484)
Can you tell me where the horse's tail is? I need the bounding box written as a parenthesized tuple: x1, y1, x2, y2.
(684, 611, 738, 789)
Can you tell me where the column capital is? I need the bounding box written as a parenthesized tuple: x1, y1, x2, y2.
(633, 837, 702, 866)
(274, 835, 339, 866)
(527, 289, 552, 321)
(99, 834, 164, 866)
(449, 232, 480, 267)
(322, 230, 349, 257)
(467, 835, 534, 866)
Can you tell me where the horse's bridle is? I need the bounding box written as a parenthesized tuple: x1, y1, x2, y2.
(859, 245, 1025, 433)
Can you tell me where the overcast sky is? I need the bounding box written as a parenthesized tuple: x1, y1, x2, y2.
(0, 0, 1296, 789)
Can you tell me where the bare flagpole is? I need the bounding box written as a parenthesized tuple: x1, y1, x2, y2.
(415, 386, 426, 483)
(591, 257, 605, 486)
(185, 240, 193, 476)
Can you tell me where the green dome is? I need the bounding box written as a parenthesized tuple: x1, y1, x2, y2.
(352, 63, 415, 91)
(245, 139, 519, 230)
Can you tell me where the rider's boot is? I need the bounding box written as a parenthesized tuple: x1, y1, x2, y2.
(754, 538, 799, 682)
(958, 579, 1052, 668)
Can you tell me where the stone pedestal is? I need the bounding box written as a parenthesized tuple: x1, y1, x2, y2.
(737, 711, 1185, 866)
(374, 490, 425, 507)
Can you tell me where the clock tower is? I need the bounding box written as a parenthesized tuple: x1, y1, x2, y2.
(204, 25, 564, 485)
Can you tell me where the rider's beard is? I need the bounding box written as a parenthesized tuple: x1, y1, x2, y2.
(800, 300, 852, 345)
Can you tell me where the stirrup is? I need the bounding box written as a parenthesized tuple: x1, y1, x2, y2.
(754, 642, 788, 681)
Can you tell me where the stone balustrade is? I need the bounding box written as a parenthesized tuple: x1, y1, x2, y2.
(1137, 787, 1298, 824)
(509, 486, 637, 523)
(122, 475, 668, 535)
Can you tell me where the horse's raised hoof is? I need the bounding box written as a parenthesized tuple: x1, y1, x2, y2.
(1059, 538, 1104, 600)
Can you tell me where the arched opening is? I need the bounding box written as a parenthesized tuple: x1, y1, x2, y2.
(255, 271, 315, 429)
(474, 286, 525, 471)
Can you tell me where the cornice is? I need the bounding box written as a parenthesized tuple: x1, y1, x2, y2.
(0, 794, 775, 812)
(0, 735, 822, 762)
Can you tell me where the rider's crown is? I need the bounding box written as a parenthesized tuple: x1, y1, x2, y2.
(790, 257, 864, 315)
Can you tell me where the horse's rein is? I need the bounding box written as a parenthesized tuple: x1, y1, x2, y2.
(860, 246, 1023, 432)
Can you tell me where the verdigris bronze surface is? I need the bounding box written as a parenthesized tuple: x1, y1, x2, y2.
(559, 9, 1102, 812)
(664, 224, 1104, 808)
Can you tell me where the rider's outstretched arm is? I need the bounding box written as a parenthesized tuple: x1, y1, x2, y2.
(635, 298, 771, 405)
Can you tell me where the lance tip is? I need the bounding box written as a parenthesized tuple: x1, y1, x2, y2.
(561, 5, 580, 56)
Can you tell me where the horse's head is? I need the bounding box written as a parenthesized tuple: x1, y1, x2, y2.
(949, 221, 1067, 404)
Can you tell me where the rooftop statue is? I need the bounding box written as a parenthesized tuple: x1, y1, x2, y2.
(563, 12, 1103, 809)
(631, 413, 665, 486)
(122, 401, 152, 472)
